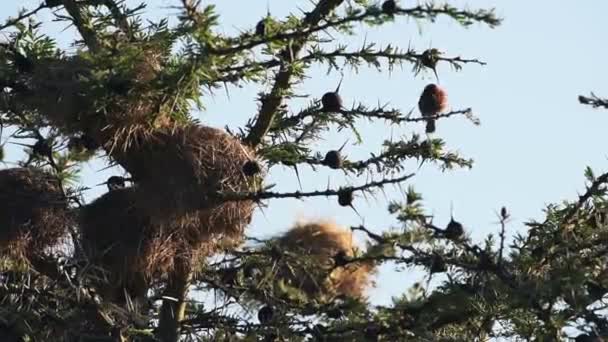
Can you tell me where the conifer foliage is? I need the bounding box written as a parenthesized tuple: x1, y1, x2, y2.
(1, 1, 606, 341)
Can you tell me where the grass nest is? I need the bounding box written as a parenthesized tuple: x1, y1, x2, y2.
(273, 221, 376, 300)
(14, 56, 96, 135)
(80, 187, 165, 301)
(0, 168, 71, 263)
(80, 185, 249, 301)
(12, 51, 174, 151)
(111, 124, 257, 246)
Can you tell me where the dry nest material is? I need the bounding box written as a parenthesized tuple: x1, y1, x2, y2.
(12, 52, 171, 148)
(112, 124, 257, 246)
(15, 56, 94, 132)
(274, 221, 376, 300)
(80, 186, 249, 301)
(80, 187, 163, 300)
(0, 168, 71, 262)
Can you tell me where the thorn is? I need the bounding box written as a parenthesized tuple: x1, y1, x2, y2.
(349, 204, 363, 220)
(338, 139, 349, 152)
(293, 165, 302, 190)
(335, 75, 343, 93)
(432, 67, 440, 84)
(450, 201, 455, 220)
(223, 82, 231, 100)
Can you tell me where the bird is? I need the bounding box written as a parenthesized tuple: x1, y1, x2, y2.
(96, 176, 127, 191)
(418, 84, 448, 133)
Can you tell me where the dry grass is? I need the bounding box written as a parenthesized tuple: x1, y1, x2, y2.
(15, 57, 95, 135)
(276, 220, 376, 300)
(80, 187, 161, 300)
(0, 168, 72, 263)
(14, 52, 172, 149)
(81, 185, 254, 299)
(113, 124, 256, 245)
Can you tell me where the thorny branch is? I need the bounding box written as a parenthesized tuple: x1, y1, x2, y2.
(579, 93, 608, 109)
(61, 0, 102, 52)
(217, 48, 486, 80)
(215, 172, 415, 202)
(244, 0, 346, 148)
(279, 106, 477, 130)
(0, 3, 48, 32)
(209, 4, 500, 56)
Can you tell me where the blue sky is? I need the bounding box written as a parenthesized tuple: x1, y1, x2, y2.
(1, 0, 608, 305)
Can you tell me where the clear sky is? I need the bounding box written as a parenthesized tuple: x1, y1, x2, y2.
(1, 0, 607, 305)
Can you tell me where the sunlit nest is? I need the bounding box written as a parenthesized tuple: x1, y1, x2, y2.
(0, 167, 72, 264)
(111, 124, 258, 247)
(273, 220, 376, 300)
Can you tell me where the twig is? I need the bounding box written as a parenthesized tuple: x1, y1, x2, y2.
(0, 3, 48, 32)
(579, 93, 608, 109)
(498, 216, 507, 268)
(244, 0, 346, 148)
(211, 5, 500, 56)
(61, 0, 102, 52)
(215, 172, 415, 202)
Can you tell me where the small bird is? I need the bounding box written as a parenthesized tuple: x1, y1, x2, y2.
(418, 84, 448, 133)
(97, 176, 127, 191)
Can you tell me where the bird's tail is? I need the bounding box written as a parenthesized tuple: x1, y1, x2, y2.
(426, 119, 436, 133)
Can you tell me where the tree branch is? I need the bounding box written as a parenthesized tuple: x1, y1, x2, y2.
(579, 93, 608, 109)
(61, 0, 101, 52)
(243, 0, 345, 148)
(158, 262, 193, 342)
(101, 0, 131, 36)
(0, 3, 48, 32)
(214, 172, 415, 202)
(210, 4, 500, 57)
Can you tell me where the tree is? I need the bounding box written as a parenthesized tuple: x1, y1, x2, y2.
(2, 0, 606, 341)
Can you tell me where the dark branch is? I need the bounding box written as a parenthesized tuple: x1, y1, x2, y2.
(579, 93, 608, 109)
(61, 0, 102, 52)
(243, 0, 345, 148)
(215, 172, 415, 202)
(0, 3, 48, 32)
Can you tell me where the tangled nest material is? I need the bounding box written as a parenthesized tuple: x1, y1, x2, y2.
(11, 51, 170, 150)
(80, 187, 159, 300)
(0, 168, 71, 263)
(113, 124, 256, 240)
(5, 47, 261, 304)
(273, 221, 376, 300)
(80, 124, 257, 299)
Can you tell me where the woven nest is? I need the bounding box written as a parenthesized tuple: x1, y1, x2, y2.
(80, 186, 248, 301)
(12, 52, 171, 150)
(80, 187, 163, 300)
(111, 124, 256, 246)
(99, 50, 174, 141)
(0, 168, 71, 262)
(274, 221, 376, 300)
